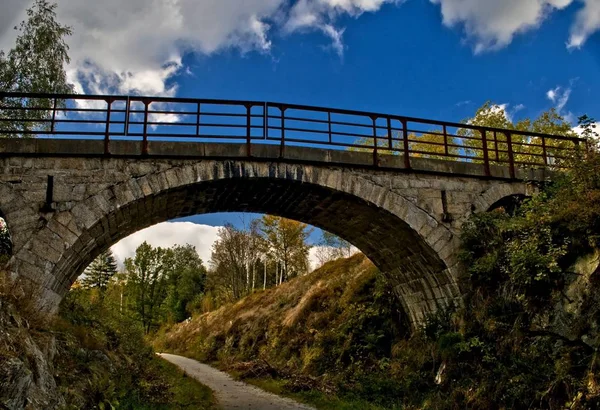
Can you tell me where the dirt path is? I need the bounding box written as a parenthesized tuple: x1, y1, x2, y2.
(158, 353, 315, 410)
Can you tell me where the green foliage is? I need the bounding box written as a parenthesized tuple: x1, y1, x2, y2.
(82, 249, 118, 293)
(0, 217, 11, 260)
(156, 120, 600, 408)
(259, 215, 312, 282)
(162, 244, 207, 323)
(122, 242, 207, 333)
(55, 284, 216, 409)
(0, 0, 74, 136)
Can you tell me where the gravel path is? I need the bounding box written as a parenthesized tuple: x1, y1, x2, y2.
(158, 353, 315, 410)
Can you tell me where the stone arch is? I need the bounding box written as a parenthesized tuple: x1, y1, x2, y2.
(487, 194, 528, 214)
(9, 161, 463, 327)
(472, 182, 530, 214)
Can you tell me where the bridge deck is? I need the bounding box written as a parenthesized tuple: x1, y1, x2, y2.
(0, 139, 551, 181)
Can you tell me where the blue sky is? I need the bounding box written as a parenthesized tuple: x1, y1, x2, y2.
(168, 1, 599, 232)
(2, 0, 600, 264)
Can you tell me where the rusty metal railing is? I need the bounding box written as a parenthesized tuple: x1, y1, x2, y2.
(0, 92, 586, 178)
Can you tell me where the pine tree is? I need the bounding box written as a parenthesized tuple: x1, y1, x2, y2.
(82, 249, 118, 292)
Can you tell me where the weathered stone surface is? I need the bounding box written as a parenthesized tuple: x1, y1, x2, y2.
(0, 141, 533, 327)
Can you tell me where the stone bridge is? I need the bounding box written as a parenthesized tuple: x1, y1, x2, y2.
(0, 139, 547, 327)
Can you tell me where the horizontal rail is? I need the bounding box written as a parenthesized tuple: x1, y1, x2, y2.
(0, 92, 586, 178)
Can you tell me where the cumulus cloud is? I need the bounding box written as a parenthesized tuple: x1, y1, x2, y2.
(429, 0, 599, 54)
(109, 221, 359, 274)
(111, 222, 220, 268)
(2, 0, 598, 99)
(568, 0, 600, 49)
(0, 0, 398, 97)
(308, 245, 360, 271)
(546, 85, 572, 111)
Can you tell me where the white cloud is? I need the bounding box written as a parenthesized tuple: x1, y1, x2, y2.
(308, 245, 359, 271)
(2, 0, 598, 99)
(0, 0, 398, 98)
(546, 85, 572, 113)
(568, 0, 600, 49)
(490, 103, 512, 122)
(572, 121, 600, 139)
(111, 222, 220, 268)
(109, 221, 361, 274)
(429, 0, 600, 53)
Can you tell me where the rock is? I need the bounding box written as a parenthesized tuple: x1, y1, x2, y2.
(0, 298, 66, 410)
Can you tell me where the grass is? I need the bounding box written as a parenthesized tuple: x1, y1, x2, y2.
(243, 377, 393, 410)
(121, 357, 217, 409)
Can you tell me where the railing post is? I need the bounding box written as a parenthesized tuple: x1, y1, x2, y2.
(481, 128, 491, 176)
(246, 103, 252, 157)
(196, 102, 201, 136)
(401, 119, 411, 169)
(142, 99, 150, 156)
(104, 98, 113, 155)
(493, 131, 499, 162)
(50, 97, 57, 134)
(541, 135, 548, 166)
(387, 117, 393, 150)
(263, 102, 268, 140)
(279, 105, 286, 159)
(443, 124, 449, 156)
(506, 131, 516, 179)
(328, 111, 332, 144)
(125, 96, 131, 135)
(371, 116, 378, 167)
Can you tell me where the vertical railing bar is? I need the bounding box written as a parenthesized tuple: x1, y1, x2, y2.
(142, 100, 150, 155)
(372, 116, 378, 167)
(328, 111, 332, 144)
(541, 135, 548, 166)
(387, 117, 393, 150)
(50, 97, 57, 134)
(104, 98, 112, 155)
(196, 102, 201, 136)
(493, 130, 499, 162)
(443, 124, 448, 156)
(263, 102, 268, 140)
(402, 119, 411, 169)
(506, 131, 516, 179)
(279, 106, 286, 158)
(246, 104, 252, 157)
(124, 96, 131, 135)
(481, 128, 491, 176)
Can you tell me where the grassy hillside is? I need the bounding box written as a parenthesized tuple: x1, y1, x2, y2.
(154, 253, 413, 408)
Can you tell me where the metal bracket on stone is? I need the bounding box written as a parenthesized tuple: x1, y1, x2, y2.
(441, 190, 452, 223)
(39, 175, 55, 214)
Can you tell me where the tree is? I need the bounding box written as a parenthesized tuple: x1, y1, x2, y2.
(259, 216, 312, 284)
(315, 230, 355, 267)
(210, 224, 255, 301)
(0, 0, 74, 136)
(162, 244, 207, 323)
(352, 130, 460, 159)
(124, 242, 171, 333)
(460, 102, 577, 166)
(81, 249, 118, 293)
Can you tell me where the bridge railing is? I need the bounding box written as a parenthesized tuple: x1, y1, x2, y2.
(0, 92, 586, 178)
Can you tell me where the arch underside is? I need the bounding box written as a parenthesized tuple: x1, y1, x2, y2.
(48, 178, 458, 325)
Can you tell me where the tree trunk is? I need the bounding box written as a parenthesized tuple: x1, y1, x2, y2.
(263, 261, 267, 290)
(252, 261, 256, 291)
